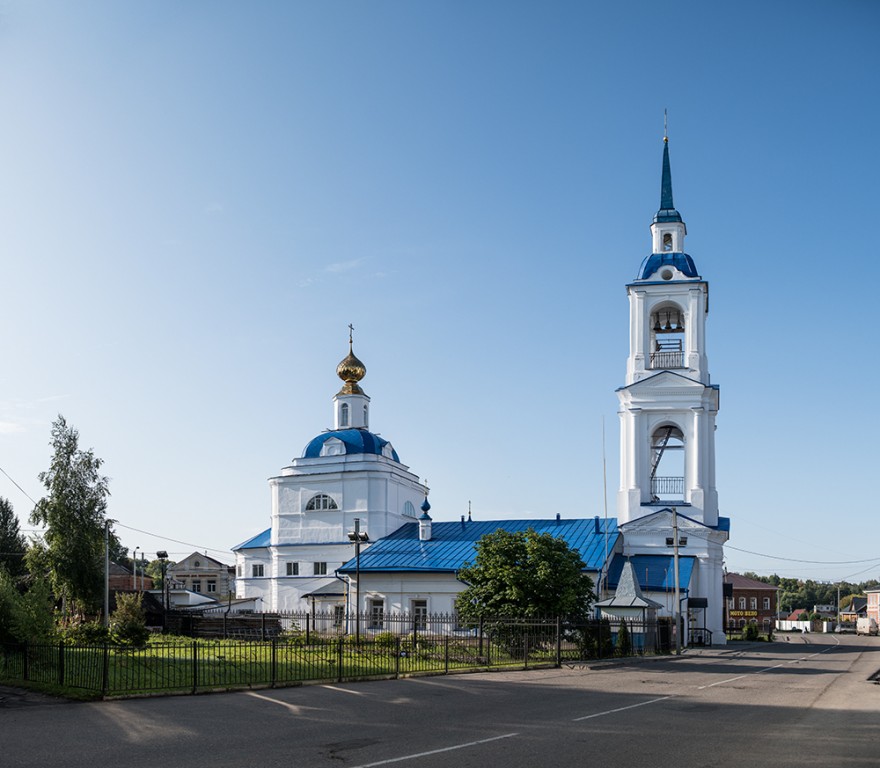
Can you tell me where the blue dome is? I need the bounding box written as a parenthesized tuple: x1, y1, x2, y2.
(303, 429, 400, 462)
(637, 252, 699, 280)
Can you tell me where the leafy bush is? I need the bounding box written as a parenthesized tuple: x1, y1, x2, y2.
(61, 617, 110, 645)
(110, 593, 149, 647)
(741, 623, 760, 641)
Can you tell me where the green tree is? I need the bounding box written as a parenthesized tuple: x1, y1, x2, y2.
(110, 592, 149, 647)
(0, 496, 27, 578)
(0, 569, 56, 643)
(144, 557, 175, 589)
(29, 415, 119, 614)
(616, 618, 632, 657)
(455, 528, 595, 621)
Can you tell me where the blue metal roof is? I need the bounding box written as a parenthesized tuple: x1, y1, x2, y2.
(232, 527, 271, 551)
(637, 252, 699, 280)
(302, 429, 400, 462)
(654, 139, 682, 224)
(338, 518, 619, 574)
(607, 554, 695, 592)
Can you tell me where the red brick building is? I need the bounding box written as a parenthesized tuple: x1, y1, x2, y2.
(724, 573, 779, 634)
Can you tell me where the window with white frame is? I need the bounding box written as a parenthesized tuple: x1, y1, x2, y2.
(286, 562, 299, 576)
(369, 599, 385, 630)
(313, 562, 328, 576)
(340, 403, 349, 427)
(306, 494, 338, 511)
(738, 597, 746, 610)
(192, 580, 201, 593)
(412, 599, 428, 631)
(252, 564, 264, 578)
(207, 581, 216, 593)
(727, 597, 734, 610)
(750, 597, 757, 610)
(763, 597, 771, 610)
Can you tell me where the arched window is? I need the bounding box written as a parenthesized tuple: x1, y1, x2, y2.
(650, 424, 684, 501)
(403, 501, 416, 518)
(363, 404, 369, 428)
(738, 597, 746, 610)
(340, 403, 349, 427)
(663, 232, 673, 251)
(650, 303, 685, 369)
(306, 493, 338, 511)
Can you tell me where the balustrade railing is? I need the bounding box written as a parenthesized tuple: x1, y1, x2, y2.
(651, 476, 684, 497)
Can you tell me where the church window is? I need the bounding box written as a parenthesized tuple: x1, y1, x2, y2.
(237, 565, 242, 577)
(663, 232, 673, 251)
(306, 493, 338, 511)
(320, 438, 344, 457)
(286, 562, 299, 576)
(313, 562, 328, 576)
(363, 404, 369, 427)
(369, 599, 385, 630)
(252, 564, 264, 578)
(738, 597, 746, 610)
(650, 304, 685, 369)
(403, 501, 416, 518)
(340, 403, 349, 427)
(650, 425, 685, 501)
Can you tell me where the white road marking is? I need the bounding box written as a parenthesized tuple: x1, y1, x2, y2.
(572, 695, 674, 721)
(698, 640, 839, 690)
(244, 690, 315, 714)
(348, 733, 519, 768)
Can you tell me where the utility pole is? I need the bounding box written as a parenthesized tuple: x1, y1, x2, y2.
(347, 518, 369, 645)
(673, 508, 681, 655)
(104, 520, 110, 627)
(133, 546, 139, 591)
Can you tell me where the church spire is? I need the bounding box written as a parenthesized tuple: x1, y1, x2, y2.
(654, 134, 682, 224)
(649, 118, 687, 255)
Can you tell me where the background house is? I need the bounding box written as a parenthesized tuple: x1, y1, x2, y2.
(724, 573, 779, 634)
(167, 552, 235, 600)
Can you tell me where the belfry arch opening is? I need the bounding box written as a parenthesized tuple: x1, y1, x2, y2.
(650, 424, 684, 501)
(650, 303, 685, 370)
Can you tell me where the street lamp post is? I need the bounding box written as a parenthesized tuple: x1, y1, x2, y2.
(347, 519, 369, 645)
(157, 551, 169, 630)
(133, 546, 139, 591)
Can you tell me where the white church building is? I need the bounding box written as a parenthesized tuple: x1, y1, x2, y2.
(235, 134, 729, 644)
(611, 134, 729, 643)
(233, 337, 429, 612)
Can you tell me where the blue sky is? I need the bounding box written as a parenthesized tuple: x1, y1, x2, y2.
(1, 1, 878, 582)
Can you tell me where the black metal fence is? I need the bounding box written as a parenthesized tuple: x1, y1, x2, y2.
(0, 615, 673, 697)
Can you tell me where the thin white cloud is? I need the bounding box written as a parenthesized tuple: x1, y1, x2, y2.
(324, 258, 365, 274)
(0, 421, 26, 435)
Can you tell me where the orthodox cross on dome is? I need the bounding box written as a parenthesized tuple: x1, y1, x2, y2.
(336, 325, 367, 395)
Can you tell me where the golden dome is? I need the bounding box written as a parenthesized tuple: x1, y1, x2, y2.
(336, 342, 366, 395)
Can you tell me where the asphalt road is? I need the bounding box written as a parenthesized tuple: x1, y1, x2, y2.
(2, 634, 878, 767)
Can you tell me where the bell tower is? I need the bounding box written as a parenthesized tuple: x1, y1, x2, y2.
(617, 135, 719, 527)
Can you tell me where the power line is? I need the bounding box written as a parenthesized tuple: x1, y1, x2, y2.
(0, 465, 39, 507)
(113, 521, 231, 557)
